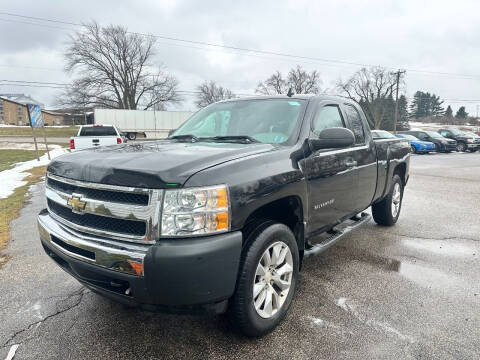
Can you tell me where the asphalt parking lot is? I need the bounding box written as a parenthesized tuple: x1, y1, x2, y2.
(1, 152, 479, 359)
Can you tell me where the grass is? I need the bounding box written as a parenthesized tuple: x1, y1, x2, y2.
(0, 149, 48, 172)
(0, 166, 47, 268)
(0, 126, 78, 137)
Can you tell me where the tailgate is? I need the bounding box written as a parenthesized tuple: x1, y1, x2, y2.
(74, 136, 118, 150)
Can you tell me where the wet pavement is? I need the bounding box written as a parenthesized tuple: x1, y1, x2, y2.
(0, 152, 479, 359)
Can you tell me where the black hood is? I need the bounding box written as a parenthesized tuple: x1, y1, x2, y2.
(48, 140, 276, 188)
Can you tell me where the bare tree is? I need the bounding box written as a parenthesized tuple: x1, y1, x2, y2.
(195, 81, 235, 108)
(59, 22, 181, 110)
(256, 66, 321, 95)
(287, 66, 321, 94)
(255, 71, 287, 95)
(337, 67, 398, 129)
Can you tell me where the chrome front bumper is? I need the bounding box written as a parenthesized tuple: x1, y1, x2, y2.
(38, 210, 149, 276)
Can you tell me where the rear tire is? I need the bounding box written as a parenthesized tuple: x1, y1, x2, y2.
(410, 145, 416, 154)
(229, 222, 299, 337)
(372, 174, 403, 226)
(127, 132, 137, 140)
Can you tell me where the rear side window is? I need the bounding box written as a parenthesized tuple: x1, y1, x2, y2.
(79, 126, 117, 136)
(312, 105, 345, 135)
(343, 104, 365, 144)
(439, 130, 449, 137)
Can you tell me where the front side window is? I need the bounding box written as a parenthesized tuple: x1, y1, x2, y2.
(173, 99, 306, 144)
(343, 104, 365, 144)
(439, 131, 449, 137)
(312, 105, 344, 135)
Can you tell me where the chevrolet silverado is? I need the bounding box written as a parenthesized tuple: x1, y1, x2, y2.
(38, 95, 410, 336)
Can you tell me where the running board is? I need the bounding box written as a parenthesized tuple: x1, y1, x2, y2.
(304, 213, 371, 258)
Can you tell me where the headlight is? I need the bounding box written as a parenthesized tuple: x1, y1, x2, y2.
(466, 138, 473, 143)
(161, 185, 230, 236)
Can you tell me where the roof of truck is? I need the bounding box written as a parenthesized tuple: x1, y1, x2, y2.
(218, 94, 353, 103)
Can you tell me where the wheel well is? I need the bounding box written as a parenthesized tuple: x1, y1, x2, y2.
(394, 163, 406, 185)
(242, 196, 304, 253)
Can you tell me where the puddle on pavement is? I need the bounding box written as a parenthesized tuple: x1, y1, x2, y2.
(338, 248, 401, 272)
(397, 261, 470, 294)
(402, 238, 477, 257)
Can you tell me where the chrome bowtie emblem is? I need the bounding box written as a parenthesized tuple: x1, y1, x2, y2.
(67, 194, 87, 214)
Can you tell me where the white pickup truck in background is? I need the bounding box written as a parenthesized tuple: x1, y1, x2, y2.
(70, 125, 124, 151)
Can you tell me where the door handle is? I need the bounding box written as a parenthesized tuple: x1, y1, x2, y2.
(345, 160, 357, 167)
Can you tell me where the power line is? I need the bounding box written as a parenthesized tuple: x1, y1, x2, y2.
(2, 11, 480, 80)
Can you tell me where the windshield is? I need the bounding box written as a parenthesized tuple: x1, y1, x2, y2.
(171, 99, 306, 144)
(397, 134, 418, 141)
(448, 128, 463, 135)
(426, 131, 444, 139)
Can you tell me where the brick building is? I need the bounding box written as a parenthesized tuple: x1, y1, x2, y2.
(0, 96, 64, 126)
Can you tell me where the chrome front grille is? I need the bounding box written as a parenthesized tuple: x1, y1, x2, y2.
(45, 173, 163, 244)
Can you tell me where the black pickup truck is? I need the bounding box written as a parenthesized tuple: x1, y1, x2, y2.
(38, 95, 410, 336)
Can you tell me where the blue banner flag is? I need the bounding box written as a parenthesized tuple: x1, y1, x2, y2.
(27, 104, 44, 127)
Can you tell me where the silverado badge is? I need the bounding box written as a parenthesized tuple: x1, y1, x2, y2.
(67, 194, 87, 214)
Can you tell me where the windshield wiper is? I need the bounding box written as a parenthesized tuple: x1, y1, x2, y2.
(169, 134, 199, 142)
(205, 135, 259, 144)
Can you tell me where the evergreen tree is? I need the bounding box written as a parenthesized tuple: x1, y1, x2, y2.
(398, 95, 408, 122)
(409, 91, 445, 118)
(445, 105, 453, 118)
(431, 95, 444, 116)
(455, 106, 468, 118)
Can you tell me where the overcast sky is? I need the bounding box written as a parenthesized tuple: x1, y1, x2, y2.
(1, 0, 480, 114)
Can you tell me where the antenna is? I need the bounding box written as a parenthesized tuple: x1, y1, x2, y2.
(287, 88, 294, 97)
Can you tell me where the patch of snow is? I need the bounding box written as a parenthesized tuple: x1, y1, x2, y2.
(5, 344, 19, 360)
(308, 316, 355, 335)
(0, 142, 56, 151)
(0, 145, 68, 199)
(335, 297, 415, 343)
(0, 124, 75, 128)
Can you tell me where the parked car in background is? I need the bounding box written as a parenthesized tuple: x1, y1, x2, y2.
(438, 128, 480, 152)
(395, 133, 436, 154)
(398, 130, 456, 153)
(371, 130, 396, 139)
(70, 124, 123, 151)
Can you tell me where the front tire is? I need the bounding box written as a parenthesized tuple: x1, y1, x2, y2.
(372, 174, 404, 226)
(456, 142, 466, 152)
(229, 222, 299, 337)
(410, 145, 416, 154)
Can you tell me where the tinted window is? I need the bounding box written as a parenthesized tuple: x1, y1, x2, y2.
(343, 104, 365, 144)
(416, 132, 429, 140)
(439, 130, 449, 137)
(312, 105, 344, 135)
(80, 126, 117, 136)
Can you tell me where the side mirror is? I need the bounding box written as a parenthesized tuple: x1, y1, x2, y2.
(167, 129, 176, 137)
(310, 127, 355, 151)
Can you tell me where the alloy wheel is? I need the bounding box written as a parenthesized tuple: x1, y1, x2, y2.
(391, 182, 401, 218)
(253, 241, 293, 318)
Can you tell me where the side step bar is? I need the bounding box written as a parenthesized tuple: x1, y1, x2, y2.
(304, 212, 371, 258)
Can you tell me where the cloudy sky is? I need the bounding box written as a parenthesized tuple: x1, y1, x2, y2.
(1, 0, 480, 114)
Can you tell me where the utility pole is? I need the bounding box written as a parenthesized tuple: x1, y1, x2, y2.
(392, 69, 406, 134)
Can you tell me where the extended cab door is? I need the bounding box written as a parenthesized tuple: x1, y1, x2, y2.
(304, 101, 358, 235)
(341, 103, 377, 213)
